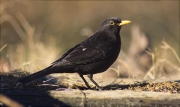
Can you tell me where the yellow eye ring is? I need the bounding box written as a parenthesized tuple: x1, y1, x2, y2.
(109, 21, 115, 25)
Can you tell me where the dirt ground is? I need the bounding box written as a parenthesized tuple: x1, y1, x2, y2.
(1, 70, 180, 93)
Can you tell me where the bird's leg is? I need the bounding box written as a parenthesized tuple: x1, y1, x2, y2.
(87, 74, 102, 90)
(79, 74, 92, 89)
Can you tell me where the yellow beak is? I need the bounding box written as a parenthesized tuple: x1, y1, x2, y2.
(119, 20, 131, 26)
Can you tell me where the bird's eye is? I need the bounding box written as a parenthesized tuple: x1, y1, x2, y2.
(109, 21, 115, 25)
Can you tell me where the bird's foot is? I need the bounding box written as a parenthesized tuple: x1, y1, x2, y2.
(98, 86, 103, 91)
(93, 86, 102, 91)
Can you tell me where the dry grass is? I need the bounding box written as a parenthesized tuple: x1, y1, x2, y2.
(1, 2, 60, 71)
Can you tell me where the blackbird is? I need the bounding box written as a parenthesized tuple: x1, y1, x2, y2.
(18, 17, 131, 90)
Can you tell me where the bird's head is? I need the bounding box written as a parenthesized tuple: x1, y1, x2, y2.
(99, 17, 131, 34)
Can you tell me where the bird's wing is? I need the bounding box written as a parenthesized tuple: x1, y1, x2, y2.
(53, 34, 111, 66)
(65, 42, 107, 65)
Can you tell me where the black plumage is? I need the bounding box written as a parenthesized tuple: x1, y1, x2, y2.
(18, 17, 131, 90)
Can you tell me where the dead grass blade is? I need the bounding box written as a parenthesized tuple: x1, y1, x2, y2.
(0, 44, 7, 52)
(160, 40, 180, 63)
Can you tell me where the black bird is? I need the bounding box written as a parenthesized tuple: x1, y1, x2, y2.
(18, 17, 131, 90)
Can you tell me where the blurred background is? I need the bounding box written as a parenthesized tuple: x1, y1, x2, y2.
(1, 1, 179, 81)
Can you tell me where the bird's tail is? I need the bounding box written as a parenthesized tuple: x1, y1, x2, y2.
(18, 66, 53, 84)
